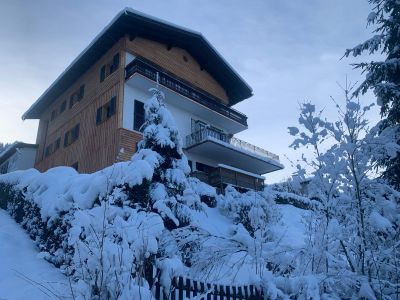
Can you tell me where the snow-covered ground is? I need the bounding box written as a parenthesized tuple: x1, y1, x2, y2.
(0, 209, 72, 300)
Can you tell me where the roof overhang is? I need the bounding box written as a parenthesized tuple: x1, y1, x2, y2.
(23, 8, 253, 120)
(184, 138, 284, 175)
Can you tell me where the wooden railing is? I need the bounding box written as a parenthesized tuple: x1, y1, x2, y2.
(151, 270, 264, 300)
(125, 57, 248, 126)
(185, 128, 280, 162)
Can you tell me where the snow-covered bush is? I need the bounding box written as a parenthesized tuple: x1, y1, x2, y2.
(287, 88, 400, 298)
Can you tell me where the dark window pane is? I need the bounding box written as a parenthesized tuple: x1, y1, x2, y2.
(64, 132, 69, 147)
(100, 65, 106, 82)
(60, 101, 66, 113)
(55, 138, 61, 150)
(96, 107, 102, 125)
(134, 100, 145, 131)
(109, 96, 116, 117)
(71, 162, 79, 171)
(79, 85, 85, 100)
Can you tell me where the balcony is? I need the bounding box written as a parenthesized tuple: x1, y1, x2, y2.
(125, 57, 248, 127)
(192, 165, 265, 193)
(184, 128, 283, 175)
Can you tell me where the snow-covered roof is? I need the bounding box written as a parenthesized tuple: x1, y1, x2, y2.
(0, 142, 38, 165)
(23, 8, 253, 120)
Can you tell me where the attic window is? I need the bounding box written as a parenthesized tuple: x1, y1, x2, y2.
(183, 55, 188, 62)
(100, 53, 120, 82)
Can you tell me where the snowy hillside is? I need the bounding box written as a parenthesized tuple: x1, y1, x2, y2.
(0, 209, 72, 299)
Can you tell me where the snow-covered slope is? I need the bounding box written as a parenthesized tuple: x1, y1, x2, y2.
(0, 209, 71, 300)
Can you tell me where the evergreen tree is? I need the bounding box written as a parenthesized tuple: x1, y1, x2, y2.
(344, 0, 400, 188)
(134, 87, 202, 230)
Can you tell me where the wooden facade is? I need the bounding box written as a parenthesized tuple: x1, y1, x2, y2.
(125, 36, 229, 104)
(34, 35, 230, 173)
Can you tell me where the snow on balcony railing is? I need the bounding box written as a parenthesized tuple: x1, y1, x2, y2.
(185, 128, 280, 162)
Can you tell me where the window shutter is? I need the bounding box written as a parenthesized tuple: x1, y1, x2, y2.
(64, 132, 69, 147)
(74, 124, 80, 140)
(79, 85, 85, 100)
(100, 65, 106, 82)
(109, 97, 116, 117)
(134, 100, 145, 131)
(113, 53, 120, 70)
(96, 107, 102, 125)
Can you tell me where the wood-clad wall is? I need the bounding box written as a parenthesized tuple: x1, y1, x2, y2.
(35, 39, 126, 173)
(125, 36, 229, 104)
(116, 128, 143, 162)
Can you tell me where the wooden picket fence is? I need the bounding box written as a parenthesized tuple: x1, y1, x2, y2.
(150, 270, 264, 300)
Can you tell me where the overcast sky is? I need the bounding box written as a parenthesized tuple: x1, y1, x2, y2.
(0, 0, 379, 183)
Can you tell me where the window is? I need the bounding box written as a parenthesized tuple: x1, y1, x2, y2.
(100, 53, 120, 82)
(64, 123, 80, 147)
(134, 100, 145, 132)
(196, 162, 213, 173)
(54, 138, 61, 151)
(45, 144, 53, 157)
(69, 85, 85, 109)
(51, 109, 58, 121)
(60, 100, 67, 113)
(71, 162, 79, 171)
(96, 96, 116, 125)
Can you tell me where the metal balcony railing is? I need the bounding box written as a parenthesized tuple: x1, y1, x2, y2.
(125, 57, 248, 126)
(185, 128, 280, 162)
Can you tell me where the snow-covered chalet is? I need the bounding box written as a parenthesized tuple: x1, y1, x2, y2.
(23, 8, 283, 192)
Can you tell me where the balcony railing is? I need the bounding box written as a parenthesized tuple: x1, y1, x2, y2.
(185, 128, 280, 162)
(125, 57, 248, 126)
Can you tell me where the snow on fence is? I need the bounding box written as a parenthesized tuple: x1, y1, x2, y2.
(150, 270, 264, 300)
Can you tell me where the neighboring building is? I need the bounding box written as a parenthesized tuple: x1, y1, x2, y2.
(0, 142, 38, 174)
(23, 8, 283, 192)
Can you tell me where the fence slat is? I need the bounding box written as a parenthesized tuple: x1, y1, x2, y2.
(249, 285, 254, 299)
(207, 283, 212, 300)
(244, 286, 249, 298)
(232, 286, 237, 300)
(200, 282, 205, 300)
(193, 280, 198, 297)
(155, 282, 161, 300)
(237, 286, 243, 300)
(178, 277, 184, 300)
(186, 278, 191, 299)
(170, 278, 176, 300)
(226, 285, 231, 300)
(213, 284, 218, 300)
(220, 285, 225, 299)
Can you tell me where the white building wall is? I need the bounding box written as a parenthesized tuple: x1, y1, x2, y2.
(0, 147, 37, 173)
(123, 83, 231, 171)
